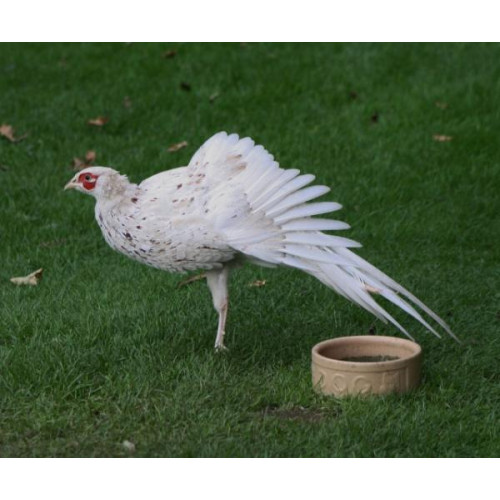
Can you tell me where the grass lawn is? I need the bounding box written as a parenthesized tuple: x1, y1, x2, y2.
(0, 42, 498, 457)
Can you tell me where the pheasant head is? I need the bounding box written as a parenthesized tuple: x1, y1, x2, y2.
(64, 167, 131, 200)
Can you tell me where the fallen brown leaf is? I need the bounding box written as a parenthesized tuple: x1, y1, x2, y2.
(85, 150, 96, 163)
(163, 50, 177, 59)
(87, 116, 109, 126)
(168, 140, 188, 153)
(435, 101, 448, 109)
(249, 279, 267, 287)
(177, 272, 206, 288)
(1, 124, 16, 141)
(72, 157, 85, 170)
(209, 92, 220, 103)
(0, 123, 28, 143)
(10, 268, 43, 286)
(433, 134, 453, 142)
(72, 150, 97, 170)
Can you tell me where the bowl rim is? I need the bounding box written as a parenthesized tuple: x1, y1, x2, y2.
(312, 335, 422, 373)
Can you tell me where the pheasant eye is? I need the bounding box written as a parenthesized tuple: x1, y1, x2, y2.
(78, 172, 98, 190)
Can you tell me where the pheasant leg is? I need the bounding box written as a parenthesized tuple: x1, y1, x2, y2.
(206, 267, 230, 351)
(215, 303, 228, 351)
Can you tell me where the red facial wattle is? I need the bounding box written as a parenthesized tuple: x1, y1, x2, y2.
(78, 172, 98, 191)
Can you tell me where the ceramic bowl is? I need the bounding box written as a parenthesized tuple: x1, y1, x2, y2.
(312, 335, 422, 396)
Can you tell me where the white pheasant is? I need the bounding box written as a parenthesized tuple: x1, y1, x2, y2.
(65, 132, 457, 350)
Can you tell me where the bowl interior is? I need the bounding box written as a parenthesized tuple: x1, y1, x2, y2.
(315, 336, 420, 364)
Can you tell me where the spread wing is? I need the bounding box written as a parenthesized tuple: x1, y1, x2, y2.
(184, 132, 352, 264)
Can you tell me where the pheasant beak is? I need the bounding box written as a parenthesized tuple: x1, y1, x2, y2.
(64, 177, 79, 190)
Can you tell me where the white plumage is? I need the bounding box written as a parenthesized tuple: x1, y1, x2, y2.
(65, 132, 457, 349)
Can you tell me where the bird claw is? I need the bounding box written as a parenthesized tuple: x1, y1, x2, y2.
(176, 272, 206, 289)
(214, 344, 228, 353)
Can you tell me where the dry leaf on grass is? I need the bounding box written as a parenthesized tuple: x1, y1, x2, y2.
(72, 150, 97, 170)
(209, 92, 220, 103)
(87, 116, 109, 126)
(0, 124, 16, 141)
(433, 134, 453, 142)
(85, 150, 96, 163)
(0, 123, 28, 143)
(249, 279, 267, 287)
(72, 157, 86, 170)
(435, 101, 448, 109)
(10, 268, 43, 286)
(163, 50, 177, 59)
(168, 140, 188, 152)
